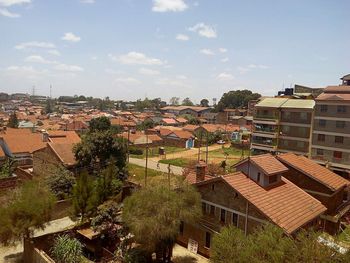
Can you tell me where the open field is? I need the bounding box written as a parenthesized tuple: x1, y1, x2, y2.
(130, 146, 189, 159)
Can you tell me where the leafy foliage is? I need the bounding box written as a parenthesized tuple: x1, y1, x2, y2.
(211, 224, 350, 263)
(0, 158, 16, 178)
(7, 111, 18, 128)
(169, 97, 180, 106)
(216, 90, 261, 111)
(200, 98, 210, 107)
(182, 97, 194, 106)
(45, 166, 76, 200)
(89, 116, 111, 132)
(51, 234, 84, 263)
(0, 181, 56, 245)
(123, 180, 201, 261)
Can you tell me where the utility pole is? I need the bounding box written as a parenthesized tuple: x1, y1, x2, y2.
(49, 84, 52, 99)
(205, 131, 209, 163)
(127, 128, 130, 163)
(197, 126, 203, 162)
(144, 132, 149, 186)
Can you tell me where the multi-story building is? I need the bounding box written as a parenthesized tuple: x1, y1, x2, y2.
(310, 85, 350, 177)
(251, 98, 314, 156)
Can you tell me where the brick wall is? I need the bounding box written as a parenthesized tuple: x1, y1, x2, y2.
(0, 167, 32, 190)
(33, 147, 62, 177)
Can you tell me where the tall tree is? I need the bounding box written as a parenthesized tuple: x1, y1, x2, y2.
(216, 90, 261, 111)
(45, 99, 53, 114)
(169, 97, 180, 106)
(72, 171, 96, 222)
(200, 98, 210, 107)
(0, 181, 56, 245)
(89, 116, 111, 132)
(182, 97, 194, 106)
(7, 112, 18, 128)
(123, 180, 201, 262)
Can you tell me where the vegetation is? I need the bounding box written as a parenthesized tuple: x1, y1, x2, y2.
(200, 98, 210, 107)
(211, 224, 350, 263)
(216, 89, 261, 111)
(182, 97, 194, 106)
(123, 180, 201, 262)
(0, 181, 56, 245)
(89, 116, 111, 132)
(159, 158, 191, 167)
(7, 111, 18, 128)
(45, 99, 53, 114)
(134, 97, 163, 111)
(0, 158, 16, 178)
(45, 166, 76, 200)
(51, 234, 84, 263)
(169, 97, 180, 106)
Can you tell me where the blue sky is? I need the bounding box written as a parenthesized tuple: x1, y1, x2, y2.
(0, 0, 349, 103)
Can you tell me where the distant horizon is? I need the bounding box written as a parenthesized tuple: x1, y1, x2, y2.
(1, 0, 349, 102)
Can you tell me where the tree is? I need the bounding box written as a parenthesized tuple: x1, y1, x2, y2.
(7, 112, 18, 128)
(0, 158, 16, 178)
(169, 97, 180, 106)
(45, 99, 53, 114)
(210, 224, 350, 263)
(0, 181, 56, 245)
(51, 234, 84, 263)
(89, 116, 111, 132)
(181, 114, 199, 125)
(182, 97, 194, 106)
(45, 166, 76, 200)
(123, 180, 201, 262)
(72, 171, 96, 222)
(200, 98, 210, 107)
(216, 90, 261, 111)
(73, 130, 127, 170)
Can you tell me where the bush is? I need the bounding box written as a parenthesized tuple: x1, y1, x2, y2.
(129, 148, 143, 155)
(124, 248, 151, 263)
(51, 234, 84, 263)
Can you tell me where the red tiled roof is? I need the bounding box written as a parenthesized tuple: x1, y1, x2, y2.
(48, 131, 81, 144)
(323, 85, 350, 94)
(183, 124, 200, 132)
(48, 143, 76, 167)
(170, 130, 194, 139)
(201, 172, 326, 234)
(176, 117, 188, 123)
(250, 154, 288, 176)
(162, 118, 178, 125)
(277, 153, 350, 191)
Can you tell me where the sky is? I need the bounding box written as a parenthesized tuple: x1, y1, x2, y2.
(0, 0, 349, 103)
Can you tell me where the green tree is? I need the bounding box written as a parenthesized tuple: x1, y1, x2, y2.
(89, 116, 111, 132)
(169, 97, 180, 106)
(7, 111, 18, 128)
(182, 97, 194, 106)
(45, 99, 53, 114)
(123, 180, 201, 262)
(216, 90, 261, 111)
(45, 166, 76, 200)
(51, 234, 84, 263)
(0, 158, 16, 178)
(0, 181, 56, 245)
(72, 171, 96, 222)
(200, 98, 210, 107)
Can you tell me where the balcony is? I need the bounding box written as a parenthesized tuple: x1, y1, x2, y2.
(255, 114, 278, 120)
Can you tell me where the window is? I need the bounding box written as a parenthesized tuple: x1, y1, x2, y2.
(220, 209, 226, 223)
(205, 232, 211, 248)
(336, 121, 346, 129)
(284, 111, 291, 119)
(179, 221, 184, 235)
(232, 213, 238, 226)
(269, 175, 278, 184)
(210, 205, 215, 216)
(337, 105, 347, 113)
(316, 149, 324, 156)
(319, 119, 326, 127)
(333, 151, 343, 159)
(335, 136, 344, 144)
(257, 172, 261, 183)
(320, 105, 328, 112)
(202, 202, 207, 214)
(318, 134, 325, 142)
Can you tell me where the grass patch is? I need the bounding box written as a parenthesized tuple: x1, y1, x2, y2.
(337, 226, 350, 243)
(130, 146, 188, 159)
(159, 158, 191, 167)
(208, 146, 249, 158)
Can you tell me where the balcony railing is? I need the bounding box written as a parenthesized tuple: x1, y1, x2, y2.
(255, 114, 278, 120)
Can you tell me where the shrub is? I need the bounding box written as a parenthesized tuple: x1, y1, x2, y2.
(51, 234, 84, 263)
(129, 148, 143, 155)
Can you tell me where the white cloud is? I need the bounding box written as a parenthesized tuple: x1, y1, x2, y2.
(152, 0, 188, 12)
(176, 34, 189, 41)
(115, 77, 140, 85)
(15, 41, 55, 50)
(25, 55, 57, 64)
(219, 48, 227, 53)
(62, 32, 81, 43)
(54, 63, 84, 72)
(0, 8, 19, 17)
(0, 0, 30, 7)
(80, 0, 95, 3)
(188, 23, 217, 38)
(112, 52, 164, 66)
(217, 72, 234, 81)
(200, 49, 215, 56)
(90, 56, 98, 60)
(47, 50, 60, 56)
(238, 64, 269, 74)
(139, 68, 160, 75)
(5, 65, 47, 79)
(221, 57, 229, 63)
(155, 77, 190, 88)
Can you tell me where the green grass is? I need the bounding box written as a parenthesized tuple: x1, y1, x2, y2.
(208, 146, 249, 158)
(337, 226, 350, 243)
(159, 158, 191, 167)
(130, 146, 188, 159)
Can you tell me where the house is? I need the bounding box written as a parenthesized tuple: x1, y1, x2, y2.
(276, 153, 350, 234)
(161, 118, 179, 126)
(161, 106, 211, 117)
(179, 155, 326, 257)
(160, 129, 195, 148)
(121, 131, 163, 148)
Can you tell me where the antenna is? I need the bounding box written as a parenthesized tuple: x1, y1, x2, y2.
(50, 84, 52, 99)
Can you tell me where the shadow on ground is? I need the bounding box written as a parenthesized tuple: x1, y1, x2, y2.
(172, 255, 198, 263)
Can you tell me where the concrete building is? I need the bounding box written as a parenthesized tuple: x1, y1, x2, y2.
(310, 85, 350, 177)
(251, 98, 314, 156)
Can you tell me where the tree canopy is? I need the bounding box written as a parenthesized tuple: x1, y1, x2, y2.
(216, 90, 261, 111)
(89, 116, 111, 132)
(200, 98, 210, 107)
(7, 112, 18, 128)
(182, 97, 194, 106)
(169, 97, 180, 106)
(123, 180, 201, 262)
